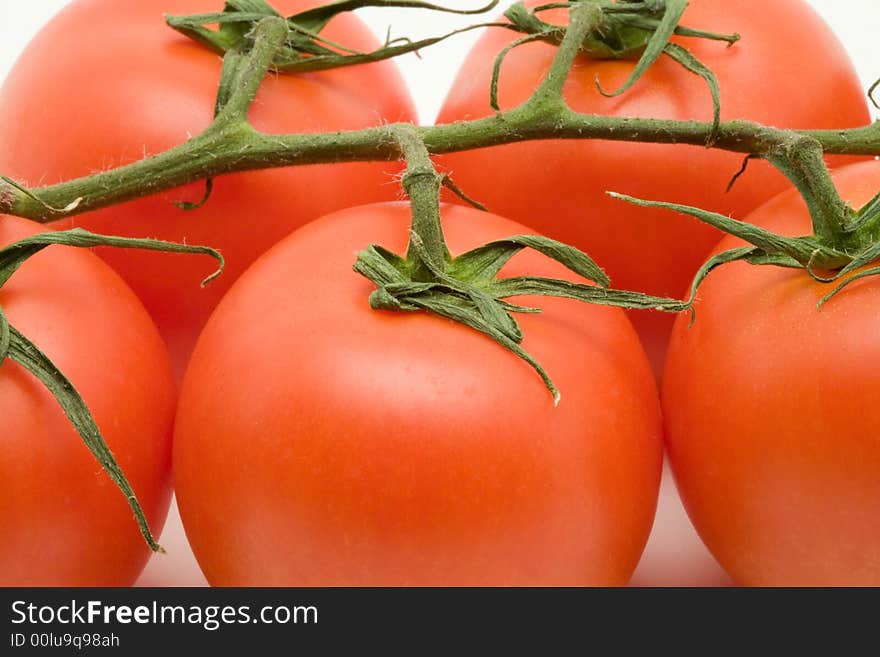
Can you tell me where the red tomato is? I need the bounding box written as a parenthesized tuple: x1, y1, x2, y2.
(0, 0, 415, 379)
(0, 215, 175, 586)
(174, 203, 663, 586)
(436, 0, 870, 374)
(663, 161, 880, 586)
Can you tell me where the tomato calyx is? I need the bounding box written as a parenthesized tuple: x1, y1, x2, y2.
(356, 233, 687, 404)
(0, 229, 224, 551)
(495, 1, 738, 135)
(166, 0, 503, 74)
(354, 126, 687, 403)
(611, 186, 880, 312)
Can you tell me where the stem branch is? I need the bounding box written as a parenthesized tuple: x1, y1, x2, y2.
(0, 9, 877, 239)
(7, 117, 876, 224)
(763, 135, 850, 243)
(214, 16, 290, 123)
(527, 3, 604, 108)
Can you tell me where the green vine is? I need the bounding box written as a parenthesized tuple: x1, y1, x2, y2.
(1, 0, 879, 547)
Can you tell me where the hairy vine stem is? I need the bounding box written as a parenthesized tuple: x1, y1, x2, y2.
(0, 11, 876, 234)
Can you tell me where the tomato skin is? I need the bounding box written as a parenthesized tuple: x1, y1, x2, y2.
(662, 161, 880, 586)
(0, 215, 175, 586)
(174, 203, 663, 586)
(0, 0, 415, 379)
(436, 0, 870, 373)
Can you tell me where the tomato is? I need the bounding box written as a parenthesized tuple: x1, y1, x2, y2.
(662, 160, 880, 586)
(436, 0, 870, 374)
(174, 202, 663, 586)
(0, 0, 415, 379)
(0, 215, 175, 586)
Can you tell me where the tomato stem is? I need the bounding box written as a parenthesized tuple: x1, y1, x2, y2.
(213, 16, 289, 125)
(0, 4, 874, 290)
(526, 3, 603, 109)
(762, 136, 851, 245)
(392, 125, 450, 276)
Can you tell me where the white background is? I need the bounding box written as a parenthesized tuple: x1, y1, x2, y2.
(0, 1, 877, 586)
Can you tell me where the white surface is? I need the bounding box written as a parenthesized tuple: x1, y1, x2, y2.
(0, 1, 876, 587)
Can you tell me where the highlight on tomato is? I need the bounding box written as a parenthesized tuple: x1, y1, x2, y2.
(437, 0, 871, 374)
(0, 215, 178, 586)
(173, 202, 664, 586)
(662, 160, 880, 586)
(0, 0, 416, 379)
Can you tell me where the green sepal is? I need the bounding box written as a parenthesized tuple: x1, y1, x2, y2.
(490, 276, 690, 312)
(811, 189, 880, 306)
(608, 192, 849, 269)
(291, 0, 501, 33)
(0, 306, 9, 364)
(625, 17, 740, 46)
(406, 290, 560, 404)
(837, 243, 880, 279)
(0, 228, 225, 551)
(355, 225, 687, 402)
(687, 246, 797, 299)
(662, 42, 722, 136)
(0, 229, 224, 289)
(167, 0, 501, 74)
(408, 232, 524, 340)
(850, 188, 880, 237)
(490, 32, 548, 112)
(451, 235, 610, 287)
(165, 8, 280, 57)
(616, 188, 880, 316)
(271, 23, 497, 73)
(593, 0, 687, 96)
(818, 265, 880, 308)
(4, 323, 163, 552)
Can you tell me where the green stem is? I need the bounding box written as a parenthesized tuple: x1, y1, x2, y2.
(762, 135, 850, 244)
(526, 3, 604, 108)
(0, 5, 876, 227)
(6, 117, 878, 224)
(213, 16, 290, 123)
(392, 125, 449, 276)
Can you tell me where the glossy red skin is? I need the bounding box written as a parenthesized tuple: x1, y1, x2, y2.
(436, 0, 870, 374)
(0, 0, 415, 379)
(174, 203, 663, 586)
(0, 215, 175, 586)
(663, 161, 880, 586)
